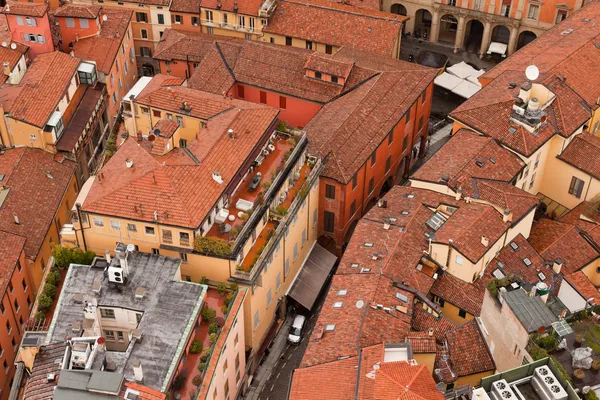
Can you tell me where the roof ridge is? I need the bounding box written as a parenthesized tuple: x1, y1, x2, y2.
(539, 220, 576, 253)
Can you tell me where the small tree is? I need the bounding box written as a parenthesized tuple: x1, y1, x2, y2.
(229, 282, 238, 292)
(52, 244, 95, 269)
(198, 362, 206, 372)
(208, 323, 219, 335)
(217, 283, 227, 295)
(172, 372, 187, 390)
(208, 333, 217, 344)
(221, 304, 229, 315)
(37, 294, 53, 313)
(34, 311, 45, 321)
(43, 283, 57, 299)
(200, 349, 211, 363)
(201, 307, 216, 323)
(190, 340, 203, 354)
(46, 270, 60, 286)
(192, 375, 202, 386)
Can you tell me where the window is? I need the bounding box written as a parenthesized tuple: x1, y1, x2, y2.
(153, 110, 161, 118)
(16, 16, 23, 25)
(388, 131, 394, 146)
(286, 36, 292, 46)
(406, 106, 411, 123)
(117, 331, 125, 342)
(276, 273, 281, 291)
(253, 310, 259, 330)
(224, 381, 230, 398)
(501, 4, 510, 16)
(14, 299, 19, 312)
(176, 116, 184, 127)
(529, 173, 536, 189)
(249, 17, 255, 31)
(280, 96, 286, 109)
(528, 4, 539, 19)
(285, 257, 290, 276)
(180, 232, 190, 245)
(26, 17, 37, 26)
(4, 360, 8, 373)
(238, 85, 245, 98)
(234, 334, 239, 348)
(371, 152, 377, 166)
(293, 243, 299, 261)
(157, 13, 165, 24)
(141, 29, 148, 39)
(324, 211, 335, 233)
(350, 200, 356, 216)
(174, 14, 182, 24)
(302, 228, 307, 246)
(455, 255, 464, 265)
(402, 136, 408, 151)
(458, 309, 467, 318)
(534, 152, 541, 169)
(326, 44, 333, 54)
(104, 330, 116, 341)
(79, 18, 89, 28)
(22, 278, 26, 292)
(136, 12, 148, 22)
(522, 162, 530, 179)
(306, 40, 313, 50)
(259, 91, 267, 104)
(145, 226, 155, 235)
(314, 71, 322, 80)
(238, 15, 245, 27)
(0, 302, 4, 314)
(223, 358, 228, 375)
(6, 320, 11, 333)
(162, 230, 173, 244)
(192, 16, 199, 26)
(8, 281, 13, 293)
(93, 218, 104, 227)
(569, 176, 585, 198)
(140, 46, 152, 57)
(266, 288, 272, 307)
(100, 308, 116, 319)
(127, 223, 137, 232)
(325, 184, 336, 199)
(207, 27, 214, 34)
(368, 177, 374, 194)
(352, 174, 358, 190)
(152, 248, 160, 255)
(66, 17, 75, 27)
(385, 156, 391, 173)
(556, 9, 568, 23)
(110, 220, 121, 230)
(418, 115, 424, 131)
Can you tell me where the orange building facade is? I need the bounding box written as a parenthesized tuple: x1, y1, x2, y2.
(0, 233, 34, 400)
(1, 2, 54, 58)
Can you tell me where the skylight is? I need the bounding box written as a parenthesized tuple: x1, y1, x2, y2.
(426, 211, 448, 231)
(510, 242, 519, 251)
(338, 290, 348, 296)
(401, 211, 410, 215)
(492, 269, 506, 279)
(364, 243, 373, 247)
(395, 292, 409, 303)
(325, 324, 336, 331)
(333, 302, 343, 308)
(538, 272, 546, 280)
(350, 263, 359, 268)
(523, 257, 532, 267)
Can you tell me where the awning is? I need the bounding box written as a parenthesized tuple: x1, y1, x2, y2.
(453, 80, 481, 99)
(487, 42, 508, 56)
(446, 61, 478, 79)
(287, 244, 337, 310)
(434, 72, 462, 91)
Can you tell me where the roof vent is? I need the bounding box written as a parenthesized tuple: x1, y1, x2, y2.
(561, 28, 574, 35)
(13, 212, 20, 225)
(135, 287, 145, 299)
(377, 199, 387, 208)
(481, 236, 489, 247)
(476, 157, 485, 168)
(489, 157, 496, 164)
(126, 159, 134, 168)
(523, 257, 532, 267)
(72, 293, 84, 304)
(46, 373, 56, 383)
(508, 126, 517, 134)
(180, 101, 191, 112)
(508, 82, 517, 89)
(440, 173, 449, 183)
(510, 241, 519, 251)
(227, 128, 235, 139)
(212, 172, 223, 184)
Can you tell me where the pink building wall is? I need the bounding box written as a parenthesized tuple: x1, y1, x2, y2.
(6, 13, 53, 57)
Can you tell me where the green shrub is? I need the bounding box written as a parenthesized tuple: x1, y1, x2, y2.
(171, 373, 187, 390)
(535, 334, 558, 351)
(200, 349, 211, 363)
(37, 294, 53, 312)
(274, 205, 288, 216)
(550, 356, 571, 383)
(52, 244, 96, 269)
(276, 121, 288, 132)
(229, 282, 238, 292)
(528, 343, 548, 361)
(192, 375, 202, 386)
(198, 362, 207, 372)
(208, 333, 217, 344)
(221, 304, 229, 315)
(208, 323, 219, 335)
(193, 237, 232, 256)
(201, 307, 216, 323)
(34, 311, 45, 321)
(224, 292, 235, 307)
(217, 283, 227, 295)
(190, 340, 203, 354)
(43, 283, 57, 299)
(46, 270, 60, 286)
(585, 390, 600, 400)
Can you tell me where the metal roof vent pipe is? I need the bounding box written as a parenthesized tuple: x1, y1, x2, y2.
(133, 360, 143, 382)
(552, 258, 563, 274)
(503, 208, 512, 223)
(454, 186, 462, 201)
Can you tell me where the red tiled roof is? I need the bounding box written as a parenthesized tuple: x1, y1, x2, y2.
(0, 147, 75, 260)
(558, 133, 600, 180)
(291, 356, 361, 400)
(23, 342, 66, 400)
(149, 119, 179, 156)
(154, 29, 241, 63)
(170, 0, 201, 13)
(7, 51, 80, 128)
(565, 271, 599, 305)
(264, 0, 405, 57)
(407, 333, 437, 353)
(0, 231, 25, 296)
(0, 42, 25, 85)
(529, 218, 600, 274)
(121, 383, 166, 400)
(471, 180, 539, 223)
(1, 1, 48, 17)
(373, 362, 445, 400)
(411, 305, 456, 342)
(201, 0, 262, 15)
(54, 4, 102, 18)
(445, 319, 495, 377)
(431, 273, 485, 317)
(72, 8, 133, 73)
(83, 102, 278, 228)
(412, 129, 524, 188)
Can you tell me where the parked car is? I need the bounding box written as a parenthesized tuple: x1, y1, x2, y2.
(288, 315, 306, 345)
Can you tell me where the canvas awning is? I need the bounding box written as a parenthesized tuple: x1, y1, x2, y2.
(487, 41, 508, 56)
(287, 244, 337, 310)
(453, 80, 482, 99)
(434, 72, 463, 91)
(446, 61, 479, 79)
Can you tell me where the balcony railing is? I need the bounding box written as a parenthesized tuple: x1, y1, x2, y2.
(435, 0, 519, 24)
(202, 18, 257, 33)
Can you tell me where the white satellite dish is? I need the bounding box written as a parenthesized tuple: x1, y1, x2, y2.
(103, 14, 108, 21)
(525, 65, 539, 81)
(10, 43, 16, 50)
(1, 42, 6, 48)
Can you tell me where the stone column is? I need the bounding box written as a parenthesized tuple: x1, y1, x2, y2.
(515, 0, 525, 19)
(454, 15, 466, 53)
(406, 12, 417, 34)
(479, 20, 492, 58)
(430, 9, 441, 43)
(507, 26, 519, 55)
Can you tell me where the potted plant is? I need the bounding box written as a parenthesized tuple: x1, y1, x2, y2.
(575, 334, 584, 347)
(592, 359, 600, 371)
(573, 368, 585, 380)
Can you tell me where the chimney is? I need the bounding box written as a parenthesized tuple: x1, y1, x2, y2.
(126, 159, 134, 168)
(552, 258, 563, 274)
(503, 208, 512, 223)
(455, 186, 462, 201)
(105, 250, 111, 263)
(137, 130, 143, 141)
(13, 212, 20, 225)
(212, 172, 223, 184)
(518, 81, 532, 104)
(481, 236, 489, 247)
(3, 61, 10, 76)
(133, 360, 143, 382)
(119, 253, 129, 277)
(383, 218, 390, 230)
(428, 328, 434, 337)
(228, 128, 235, 139)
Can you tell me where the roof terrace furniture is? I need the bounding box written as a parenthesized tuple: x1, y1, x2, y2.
(215, 208, 229, 224)
(236, 198, 254, 211)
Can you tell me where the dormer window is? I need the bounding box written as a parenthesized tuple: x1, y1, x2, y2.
(44, 111, 64, 140)
(314, 71, 322, 80)
(78, 62, 97, 85)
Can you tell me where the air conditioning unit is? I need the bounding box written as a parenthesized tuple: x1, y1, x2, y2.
(532, 366, 567, 400)
(490, 380, 517, 400)
(108, 265, 124, 284)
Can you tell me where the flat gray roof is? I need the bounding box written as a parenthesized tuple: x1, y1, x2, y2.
(48, 251, 206, 392)
(503, 289, 557, 333)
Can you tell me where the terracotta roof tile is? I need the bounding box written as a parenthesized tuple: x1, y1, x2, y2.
(170, 0, 201, 13)
(290, 356, 360, 400)
(557, 133, 600, 180)
(411, 305, 456, 342)
(22, 342, 66, 400)
(264, 0, 406, 57)
(0, 42, 25, 85)
(83, 101, 278, 228)
(564, 271, 599, 305)
(154, 30, 241, 63)
(1, 1, 48, 17)
(0, 147, 75, 259)
(0, 231, 25, 296)
(412, 129, 524, 189)
(72, 8, 133, 73)
(54, 4, 102, 18)
(7, 51, 80, 127)
(407, 333, 436, 353)
(121, 383, 166, 400)
(374, 362, 445, 400)
(445, 319, 495, 377)
(529, 218, 600, 274)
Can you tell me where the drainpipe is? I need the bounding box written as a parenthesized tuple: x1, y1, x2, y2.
(76, 203, 88, 251)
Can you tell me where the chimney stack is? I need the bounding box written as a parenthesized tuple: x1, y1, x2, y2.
(481, 236, 489, 247)
(105, 250, 111, 264)
(13, 212, 20, 225)
(137, 130, 143, 142)
(3, 61, 10, 77)
(503, 208, 512, 223)
(552, 258, 563, 274)
(119, 253, 129, 277)
(133, 360, 143, 382)
(455, 186, 462, 201)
